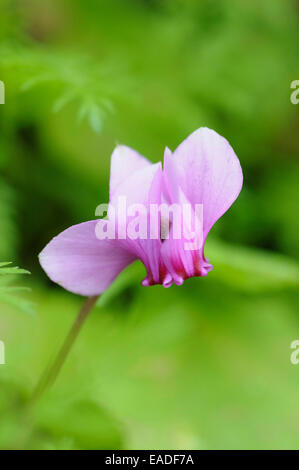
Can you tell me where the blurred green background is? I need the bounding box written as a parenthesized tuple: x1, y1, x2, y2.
(0, 0, 299, 450)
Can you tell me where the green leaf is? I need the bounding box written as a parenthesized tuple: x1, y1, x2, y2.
(0, 266, 30, 275)
(0, 43, 128, 133)
(0, 262, 34, 315)
(206, 239, 299, 291)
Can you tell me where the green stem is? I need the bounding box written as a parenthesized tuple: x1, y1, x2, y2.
(31, 295, 99, 404)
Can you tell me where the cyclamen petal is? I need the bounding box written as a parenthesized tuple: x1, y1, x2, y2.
(114, 162, 164, 285)
(109, 145, 151, 200)
(39, 128, 243, 295)
(164, 127, 243, 239)
(39, 220, 136, 296)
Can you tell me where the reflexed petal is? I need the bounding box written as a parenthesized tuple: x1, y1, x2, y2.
(109, 145, 151, 200)
(110, 161, 162, 209)
(39, 220, 136, 297)
(160, 186, 213, 283)
(116, 163, 164, 285)
(108, 156, 163, 285)
(164, 127, 243, 238)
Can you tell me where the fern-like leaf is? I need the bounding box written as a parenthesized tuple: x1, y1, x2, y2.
(0, 262, 34, 315)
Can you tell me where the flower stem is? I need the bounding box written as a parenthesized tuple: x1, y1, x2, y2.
(31, 295, 99, 404)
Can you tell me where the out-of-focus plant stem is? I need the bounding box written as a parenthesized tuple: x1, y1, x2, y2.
(30, 295, 99, 404)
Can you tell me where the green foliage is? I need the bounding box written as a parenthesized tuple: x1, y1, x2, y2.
(0, 262, 34, 316)
(0, 44, 129, 133)
(0, 179, 18, 260)
(0, 0, 298, 451)
(1, 285, 299, 449)
(206, 239, 299, 292)
(35, 399, 123, 450)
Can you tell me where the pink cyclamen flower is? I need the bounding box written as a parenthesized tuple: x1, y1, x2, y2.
(39, 128, 243, 296)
